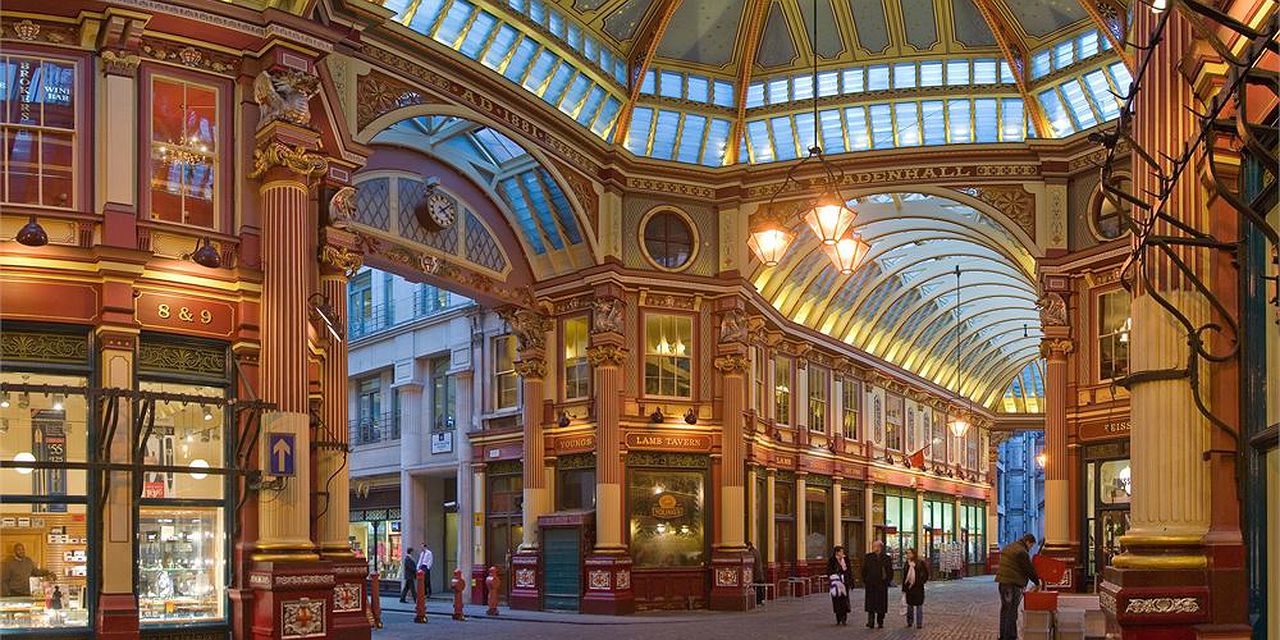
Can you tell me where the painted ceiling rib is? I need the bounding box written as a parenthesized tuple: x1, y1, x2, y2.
(612, 0, 685, 145)
(729, 0, 774, 164)
(968, 0, 1053, 138)
(975, 348, 1041, 407)
(915, 308, 1039, 381)
(1074, 0, 1134, 70)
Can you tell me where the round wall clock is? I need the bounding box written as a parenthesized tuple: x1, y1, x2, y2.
(416, 190, 457, 231)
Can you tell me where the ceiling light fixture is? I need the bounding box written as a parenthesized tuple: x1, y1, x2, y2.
(51, 394, 64, 411)
(947, 265, 972, 439)
(15, 215, 49, 247)
(747, 0, 870, 274)
(203, 407, 214, 422)
(13, 452, 36, 475)
(0, 391, 9, 408)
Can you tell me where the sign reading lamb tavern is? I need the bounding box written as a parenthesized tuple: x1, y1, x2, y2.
(625, 432, 711, 452)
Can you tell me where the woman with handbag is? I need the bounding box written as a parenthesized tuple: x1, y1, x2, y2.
(901, 547, 930, 629)
(827, 545, 855, 625)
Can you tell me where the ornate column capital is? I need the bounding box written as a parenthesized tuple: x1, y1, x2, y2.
(250, 140, 328, 180)
(714, 353, 751, 375)
(586, 344, 628, 367)
(513, 358, 547, 380)
(318, 244, 363, 279)
(499, 307, 552, 355)
(1039, 337, 1076, 360)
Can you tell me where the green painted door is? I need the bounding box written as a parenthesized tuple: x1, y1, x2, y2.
(542, 528, 580, 611)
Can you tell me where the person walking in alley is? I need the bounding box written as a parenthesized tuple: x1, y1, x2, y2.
(827, 545, 855, 625)
(399, 547, 417, 602)
(901, 547, 929, 629)
(417, 546, 435, 598)
(747, 541, 766, 605)
(861, 540, 893, 628)
(996, 533, 1045, 640)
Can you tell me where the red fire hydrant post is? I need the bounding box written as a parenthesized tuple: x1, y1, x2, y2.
(369, 572, 383, 629)
(485, 566, 501, 616)
(451, 569, 465, 620)
(414, 569, 428, 623)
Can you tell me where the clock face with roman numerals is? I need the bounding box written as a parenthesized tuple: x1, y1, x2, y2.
(417, 190, 456, 231)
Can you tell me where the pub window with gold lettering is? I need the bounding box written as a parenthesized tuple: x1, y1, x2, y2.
(1, 53, 77, 209)
(643, 314, 692, 398)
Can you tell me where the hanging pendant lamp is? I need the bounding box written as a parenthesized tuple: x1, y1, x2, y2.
(947, 265, 971, 438)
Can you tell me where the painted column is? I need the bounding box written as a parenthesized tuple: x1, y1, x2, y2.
(795, 473, 807, 573)
(1039, 334, 1075, 588)
(1099, 6, 1245, 636)
(96, 330, 140, 639)
(502, 308, 550, 610)
(583, 292, 634, 614)
(711, 339, 752, 610)
(766, 471, 777, 566)
(914, 490, 925, 559)
(864, 483, 875, 551)
(832, 480, 844, 548)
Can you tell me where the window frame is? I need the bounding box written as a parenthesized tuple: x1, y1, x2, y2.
(807, 365, 829, 434)
(638, 208, 699, 273)
(0, 47, 88, 212)
(841, 378, 860, 440)
(493, 334, 519, 411)
(139, 65, 233, 234)
(561, 315, 590, 402)
(641, 312, 694, 400)
(773, 355, 792, 426)
(1095, 288, 1131, 383)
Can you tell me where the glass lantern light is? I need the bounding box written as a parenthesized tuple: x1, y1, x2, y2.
(823, 230, 872, 274)
(747, 219, 794, 267)
(804, 190, 857, 245)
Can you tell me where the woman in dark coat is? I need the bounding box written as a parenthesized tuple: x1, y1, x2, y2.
(861, 540, 893, 628)
(826, 546, 855, 625)
(901, 547, 930, 629)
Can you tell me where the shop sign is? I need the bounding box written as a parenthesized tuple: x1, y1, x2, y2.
(142, 482, 167, 499)
(651, 493, 686, 519)
(268, 433, 296, 477)
(431, 431, 453, 454)
(625, 432, 710, 452)
(1080, 419, 1131, 441)
(772, 453, 794, 467)
(135, 292, 235, 338)
(556, 434, 595, 454)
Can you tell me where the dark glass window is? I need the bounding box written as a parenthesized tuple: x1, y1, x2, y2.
(642, 212, 694, 270)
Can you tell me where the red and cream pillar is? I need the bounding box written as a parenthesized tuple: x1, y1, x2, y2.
(1099, 6, 1246, 637)
(317, 228, 370, 638)
(583, 293, 633, 613)
(1039, 332, 1076, 588)
(504, 308, 551, 610)
(710, 341, 753, 610)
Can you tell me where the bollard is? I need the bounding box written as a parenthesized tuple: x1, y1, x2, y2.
(485, 566, 501, 616)
(451, 568, 465, 620)
(369, 572, 383, 629)
(414, 569, 428, 623)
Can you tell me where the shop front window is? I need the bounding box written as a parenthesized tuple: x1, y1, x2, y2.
(1, 53, 77, 209)
(875, 491, 915, 569)
(804, 486, 830, 559)
(774, 356, 791, 425)
(629, 469, 705, 567)
(556, 463, 595, 511)
(1098, 290, 1131, 382)
(486, 469, 523, 580)
(841, 379, 860, 440)
(137, 507, 224, 624)
(1099, 459, 1132, 504)
(563, 317, 590, 401)
(644, 314, 692, 398)
(150, 76, 219, 230)
(431, 357, 455, 431)
(774, 479, 795, 570)
(0, 370, 90, 631)
(808, 367, 828, 433)
(494, 335, 518, 410)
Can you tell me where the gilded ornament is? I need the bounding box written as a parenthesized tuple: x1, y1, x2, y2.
(513, 358, 547, 380)
(250, 142, 328, 179)
(1, 332, 89, 364)
(714, 354, 750, 374)
(254, 69, 321, 129)
(319, 245, 363, 278)
(1036, 293, 1068, 327)
(13, 20, 40, 40)
(1123, 597, 1199, 615)
(499, 308, 552, 353)
(328, 186, 357, 228)
(590, 296, 624, 334)
(586, 344, 628, 367)
(1039, 337, 1075, 359)
(100, 49, 142, 76)
(718, 308, 748, 344)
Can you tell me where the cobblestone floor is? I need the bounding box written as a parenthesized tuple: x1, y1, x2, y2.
(377, 576, 1003, 639)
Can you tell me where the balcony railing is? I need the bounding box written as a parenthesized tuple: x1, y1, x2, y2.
(348, 304, 394, 340)
(347, 289, 469, 341)
(350, 411, 400, 446)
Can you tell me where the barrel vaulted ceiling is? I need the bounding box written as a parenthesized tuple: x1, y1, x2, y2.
(751, 192, 1042, 408)
(380, 0, 1132, 165)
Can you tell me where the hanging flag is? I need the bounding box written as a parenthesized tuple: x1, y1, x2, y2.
(907, 443, 929, 469)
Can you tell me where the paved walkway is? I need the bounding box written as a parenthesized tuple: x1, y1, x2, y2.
(376, 576, 1003, 639)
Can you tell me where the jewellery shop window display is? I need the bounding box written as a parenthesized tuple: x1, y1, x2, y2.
(134, 338, 231, 626)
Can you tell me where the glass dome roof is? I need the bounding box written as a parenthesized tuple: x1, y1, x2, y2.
(381, 0, 1132, 165)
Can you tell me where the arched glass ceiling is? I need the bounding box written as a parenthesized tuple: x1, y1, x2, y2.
(377, 0, 1130, 166)
(370, 116, 592, 273)
(1000, 359, 1047, 413)
(752, 192, 1043, 407)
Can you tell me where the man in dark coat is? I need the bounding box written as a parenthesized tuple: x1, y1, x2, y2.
(399, 546, 417, 603)
(996, 533, 1044, 640)
(861, 540, 893, 628)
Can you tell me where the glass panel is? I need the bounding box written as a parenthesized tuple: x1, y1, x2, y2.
(0, 503, 90, 629)
(686, 75, 709, 103)
(676, 114, 706, 164)
(945, 60, 969, 86)
(1098, 290, 1131, 381)
(805, 487, 829, 559)
(867, 65, 890, 91)
(458, 11, 498, 57)
(792, 75, 814, 101)
(1000, 98, 1025, 141)
(1031, 50, 1052, 79)
(974, 98, 998, 143)
(842, 68, 864, 93)
(659, 71, 682, 99)
(1083, 70, 1120, 121)
(746, 119, 773, 162)
(1038, 90, 1075, 137)
(745, 83, 765, 108)
(919, 61, 943, 87)
(628, 469, 705, 567)
(774, 356, 791, 424)
(138, 506, 224, 624)
(769, 116, 797, 160)
(892, 63, 916, 89)
(563, 316, 590, 400)
(481, 25, 518, 69)
(1099, 459, 1132, 505)
(766, 78, 789, 104)
(947, 99, 971, 143)
(625, 107, 653, 155)
(972, 59, 997, 84)
(869, 104, 894, 149)
(808, 367, 829, 432)
(1060, 79, 1098, 128)
(817, 70, 840, 96)
(138, 381, 225, 500)
(844, 106, 870, 150)
(712, 80, 735, 107)
(151, 77, 218, 229)
(494, 335, 519, 410)
(819, 109, 845, 154)
(701, 118, 731, 166)
(921, 100, 946, 145)
(644, 314, 692, 398)
(650, 110, 680, 160)
(894, 102, 920, 146)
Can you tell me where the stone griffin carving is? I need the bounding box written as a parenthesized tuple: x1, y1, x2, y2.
(718, 308, 748, 344)
(254, 68, 320, 129)
(328, 186, 357, 229)
(591, 296, 624, 334)
(1036, 293, 1068, 327)
(319, 244, 363, 279)
(499, 307, 552, 353)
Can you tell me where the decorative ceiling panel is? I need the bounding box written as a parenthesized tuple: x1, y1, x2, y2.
(846, 0, 892, 53)
(653, 0, 747, 66)
(756, 2, 800, 68)
(899, 0, 941, 51)
(797, 0, 847, 59)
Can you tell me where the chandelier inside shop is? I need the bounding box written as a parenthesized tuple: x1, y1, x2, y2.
(745, 0, 871, 274)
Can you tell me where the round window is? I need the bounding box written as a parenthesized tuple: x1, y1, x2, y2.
(1090, 176, 1133, 240)
(642, 211, 695, 271)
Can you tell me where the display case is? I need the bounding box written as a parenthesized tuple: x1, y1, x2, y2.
(0, 510, 90, 630)
(137, 506, 224, 623)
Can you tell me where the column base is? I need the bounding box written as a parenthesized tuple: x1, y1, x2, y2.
(95, 593, 139, 640)
(1099, 540, 1245, 640)
(1040, 543, 1081, 591)
(707, 549, 755, 611)
(331, 558, 373, 640)
(249, 559, 337, 640)
(581, 552, 635, 615)
(508, 550, 541, 611)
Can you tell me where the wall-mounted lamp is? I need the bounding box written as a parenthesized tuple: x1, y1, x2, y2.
(649, 407, 665, 423)
(1036, 451, 1047, 468)
(189, 237, 222, 268)
(15, 215, 48, 247)
(683, 408, 697, 425)
(557, 411, 571, 428)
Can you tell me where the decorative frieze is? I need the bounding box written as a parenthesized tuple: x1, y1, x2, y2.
(138, 343, 225, 377)
(641, 291, 697, 310)
(2, 18, 77, 45)
(319, 244, 363, 279)
(0, 332, 88, 365)
(744, 164, 1040, 200)
(250, 142, 328, 179)
(1123, 597, 1200, 615)
(955, 185, 1036, 238)
(140, 40, 237, 75)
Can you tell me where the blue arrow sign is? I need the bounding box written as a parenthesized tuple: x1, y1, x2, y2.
(267, 433, 295, 477)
